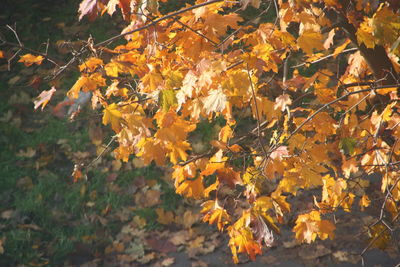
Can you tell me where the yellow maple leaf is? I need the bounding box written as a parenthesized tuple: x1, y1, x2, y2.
(357, 19, 375, 49)
(201, 154, 227, 176)
(102, 103, 122, 132)
(293, 210, 335, 243)
(67, 73, 106, 99)
(368, 223, 391, 249)
(18, 54, 44, 66)
(219, 125, 233, 143)
(175, 174, 204, 199)
(359, 195, 371, 211)
(166, 140, 191, 164)
(372, 4, 400, 46)
(228, 213, 262, 263)
(79, 57, 103, 72)
(274, 94, 292, 112)
(136, 137, 167, 166)
(297, 30, 324, 54)
(317, 219, 336, 240)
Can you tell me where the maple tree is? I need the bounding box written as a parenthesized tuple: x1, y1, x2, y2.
(2, 0, 400, 263)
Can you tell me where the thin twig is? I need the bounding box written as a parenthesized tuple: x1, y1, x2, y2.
(172, 17, 218, 45)
(246, 64, 268, 158)
(291, 48, 358, 68)
(86, 136, 117, 169)
(3, 40, 62, 66)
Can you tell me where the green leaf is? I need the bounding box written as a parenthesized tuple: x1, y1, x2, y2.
(158, 89, 177, 112)
(339, 137, 357, 156)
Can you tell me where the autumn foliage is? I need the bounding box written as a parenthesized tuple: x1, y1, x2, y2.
(4, 0, 400, 263)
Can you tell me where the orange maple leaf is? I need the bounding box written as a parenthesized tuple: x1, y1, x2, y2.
(18, 54, 44, 66)
(201, 200, 230, 231)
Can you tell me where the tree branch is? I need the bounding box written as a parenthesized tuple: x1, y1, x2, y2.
(95, 0, 224, 48)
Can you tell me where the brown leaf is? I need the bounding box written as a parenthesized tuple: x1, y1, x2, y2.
(161, 257, 175, 267)
(169, 230, 188, 246)
(144, 189, 161, 207)
(1, 210, 14, 219)
(146, 237, 177, 253)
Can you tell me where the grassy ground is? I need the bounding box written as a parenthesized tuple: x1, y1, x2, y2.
(0, 1, 185, 265)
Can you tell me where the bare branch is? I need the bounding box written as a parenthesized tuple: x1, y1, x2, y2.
(291, 48, 358, 68)
(95, 0, 225, 48)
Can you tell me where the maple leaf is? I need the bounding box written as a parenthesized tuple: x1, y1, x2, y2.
(270, 146, 289, 160)
(34, 87, 57, 110)
(158, 89, 177, 112)
(201, 153, 227, 176)
(202, 88, 227, 115)
(166, 140, 191, 164)
(156, 208, 175, 225)
(78, 0, 99, 21)
(323, 29, 335, 50)
(274, 94, 292, 112)
(201, 200, 230, 231)
(218, 125, 233, 143)
(372, 5, 400, 46)
(102, 103, 122, 133)
(136, 137, 167, 166)
(175, 174, 204, 199)
(297, 30, 324, 54)
(293, 210, 335, 243)
(356, 19, 375, 49)
(18, 54, 44, 66)
(67, 73, 106, 99)
(216, 167, 242, 188)
(228, 211, 262, 263)
(359, 195, 371, 211)
(79, 57, 103, 72)
(251, 215, 275, 247)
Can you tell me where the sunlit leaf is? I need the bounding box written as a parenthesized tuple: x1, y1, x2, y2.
(18, 54, 44, 66)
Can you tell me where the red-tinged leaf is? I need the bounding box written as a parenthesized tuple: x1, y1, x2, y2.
(251, 215, 274, 247)
(270, 146, 288, 160)
(78, 0, 99, 21)
(228, 227, 262, 263)
(216, 167, 242, 188)
(34, 87, 57, 110)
